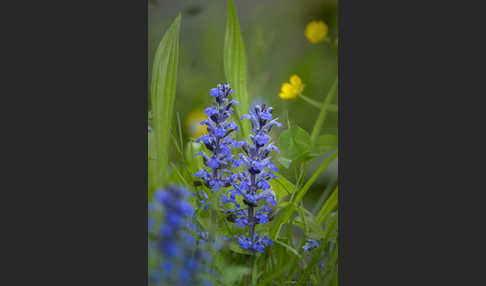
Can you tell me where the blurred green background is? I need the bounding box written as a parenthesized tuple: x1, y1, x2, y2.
(149, 0, 338, 210)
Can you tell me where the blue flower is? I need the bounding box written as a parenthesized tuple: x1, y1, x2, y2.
(198, 232, 209, 241)
(204, 106, 218, 116)
(237, 235, 252, 250)
(148, 185, 212, 286)
(302, 239, 320, 251)
(234, 213, 249, 227)
(256, 212, 269, 224)
(235, 234, 273, 253)
(254, 133, 270, 146)
(194, 84, 240, 192)
(221, 191, 240, 208)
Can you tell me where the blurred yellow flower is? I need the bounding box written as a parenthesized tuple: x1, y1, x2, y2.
(305, 20, 328, 44)
(185, 109, 207, 138)
(279, 74, 304, 100)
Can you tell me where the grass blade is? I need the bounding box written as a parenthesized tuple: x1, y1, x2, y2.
(224, 0, 250, 138)
(311, 176, 337, 214)
(296, 212, 338, 286)
(316, 186, 338, 224)
(149, 14, 181, 195)
(274, 239, 302, 259)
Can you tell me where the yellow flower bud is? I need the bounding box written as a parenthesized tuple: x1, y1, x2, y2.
(305, 20, 328, 44)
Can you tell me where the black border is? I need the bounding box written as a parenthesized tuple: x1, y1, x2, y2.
(5, 0, 148, 283)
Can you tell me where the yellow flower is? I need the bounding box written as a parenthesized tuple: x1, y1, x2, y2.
(290, 75, 304, 93)
(279, 74, 304, 100)
(185, 109, 207, 138)
(305, 20, 328, 44)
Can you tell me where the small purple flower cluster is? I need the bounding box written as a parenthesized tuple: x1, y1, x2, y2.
(148, 185, 211, 286)
(225, 104, 282, 252)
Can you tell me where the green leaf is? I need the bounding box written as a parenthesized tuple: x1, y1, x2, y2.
(314, 134, 338, 154)
(278, 157, 292, 169)
(278, 125, 312, 167)
(270, 173, 295, 202)
(279, 126, 311, 158)
(229, 242, 252, 255)
(224, 0, 250, 138)
(149, 14, 181, 193)
(293, 206, 326, 239)
(220, 266, 250, 285)
(269, 151, 337, 240)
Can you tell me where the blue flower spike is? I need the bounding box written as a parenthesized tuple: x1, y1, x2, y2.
(225, 103, 282, 253)
(148, 185, 212, 286)
(194, 84, 240, 193)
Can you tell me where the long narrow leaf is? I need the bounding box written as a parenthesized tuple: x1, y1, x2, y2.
(224, 0, 250, 138)
(274, 239, 302, 259)
(316, 186, 338, 224)
(295, 151, 338, 206)
(149, 14, 181, 196)
(148, 129, 157, 195)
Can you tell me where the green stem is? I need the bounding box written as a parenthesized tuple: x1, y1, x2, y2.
(293, 151, 338, 205)
(327, 104, 338, 112)
(298, 94, 322, 109)
(298, 94, 338, 112)
(310, 79, 338, 147)
(269, 151, 337, 240)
